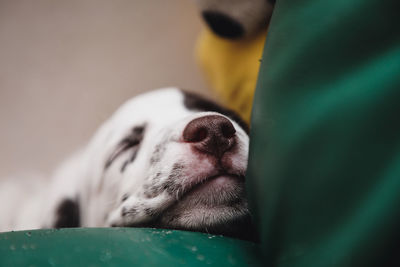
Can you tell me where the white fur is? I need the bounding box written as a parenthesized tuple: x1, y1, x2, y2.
(0, 87, 249, 236)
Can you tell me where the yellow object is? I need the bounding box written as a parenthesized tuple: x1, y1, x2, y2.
(196, 28, 267, 123)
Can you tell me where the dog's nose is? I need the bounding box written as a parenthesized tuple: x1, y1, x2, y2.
(183, 115, 236, 158)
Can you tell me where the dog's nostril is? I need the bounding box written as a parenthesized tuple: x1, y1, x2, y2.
(220, 121, 236, 139)
(183, 115, 236, 157)
(183, 121, 206, 143)
(191, 127, 208, 142)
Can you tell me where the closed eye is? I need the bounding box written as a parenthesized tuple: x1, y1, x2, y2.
(105, 125, 146, 170)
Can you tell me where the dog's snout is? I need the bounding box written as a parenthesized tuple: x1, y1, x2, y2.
(183, 115, 236, 157)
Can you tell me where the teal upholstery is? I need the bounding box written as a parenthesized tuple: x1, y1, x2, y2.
(248, 0, 400, 266)
(0, 228, 260, 266)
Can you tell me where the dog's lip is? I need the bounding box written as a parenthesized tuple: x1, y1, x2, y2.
(180, 172, 244, 199)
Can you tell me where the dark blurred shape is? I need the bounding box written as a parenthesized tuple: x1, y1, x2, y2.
(202, 11, 244, 39)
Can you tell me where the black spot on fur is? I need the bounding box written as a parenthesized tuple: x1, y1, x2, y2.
(144, 191, 155, 199)
(163, 180, 183, 196)
(53, 198, 80, 228)
(121, 207, 127, 216)
(144, 164, 184, 197)
(143, 172, 164, 198)
(154, 172, 162, 180)
(144, 207, 157, 216)
(182, 90, 249, 134)
(121, 193, 130, 202)
(120, 148, 139, 172)
(122, 207, 138, 217)
(105, 125, 146, 170)
(146, 183, 163, 198)
(150, 143, 166, 165)
(171, 163, 184, 173)
(163, 163, 185, 195)
(120, 160, 129, 173)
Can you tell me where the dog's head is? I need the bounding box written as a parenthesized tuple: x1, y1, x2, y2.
(75, 88, 253, 239)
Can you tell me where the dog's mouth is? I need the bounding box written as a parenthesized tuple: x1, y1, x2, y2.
(153, 170, 247, 223)
(147, 171, 256, 240)
(110, 170, 254, 240)
(177, 173, 245, 204)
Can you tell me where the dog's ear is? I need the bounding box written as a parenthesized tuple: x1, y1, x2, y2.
(53, 198, 80, 228)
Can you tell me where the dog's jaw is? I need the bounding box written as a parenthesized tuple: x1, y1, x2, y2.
(152, 173, 251, 236)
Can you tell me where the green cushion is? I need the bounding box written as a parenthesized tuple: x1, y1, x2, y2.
(0, 228, 260, 266)
(247, 0, 400, 266)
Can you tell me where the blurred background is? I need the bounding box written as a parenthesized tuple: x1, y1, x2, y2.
(0, 0, 212, 177)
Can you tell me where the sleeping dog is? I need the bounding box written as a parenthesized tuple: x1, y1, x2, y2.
(0, 88, 254, 240)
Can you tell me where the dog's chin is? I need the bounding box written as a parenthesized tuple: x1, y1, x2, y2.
(153, 205, 255, 240)
(149, 175, 258, 241)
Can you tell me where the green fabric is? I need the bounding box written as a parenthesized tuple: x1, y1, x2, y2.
(247, 0, 400, 266)
(0, 228, 260, 266)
